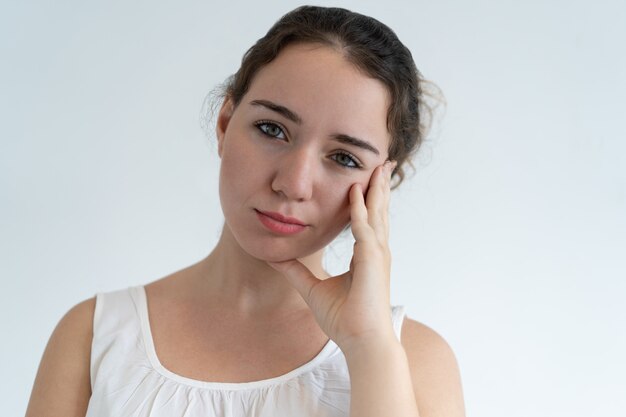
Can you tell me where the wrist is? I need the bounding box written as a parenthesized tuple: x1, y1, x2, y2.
(339, 332, 403, 363)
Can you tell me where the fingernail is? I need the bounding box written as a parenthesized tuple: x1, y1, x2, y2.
(384, 160, 397, 176)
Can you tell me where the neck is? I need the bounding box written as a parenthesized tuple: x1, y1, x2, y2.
(193, 224, 329, 316)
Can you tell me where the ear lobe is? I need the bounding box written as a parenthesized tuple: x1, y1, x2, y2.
(216, 97, 235, 158)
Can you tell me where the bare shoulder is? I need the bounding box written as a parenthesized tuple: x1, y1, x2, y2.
(25, 297, 96, 417)
(401, 317, 466, 417)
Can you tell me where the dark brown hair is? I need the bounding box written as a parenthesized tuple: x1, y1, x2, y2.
(217, 5, 438, 188)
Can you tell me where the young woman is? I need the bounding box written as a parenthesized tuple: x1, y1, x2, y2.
(26, 6, 464, 417)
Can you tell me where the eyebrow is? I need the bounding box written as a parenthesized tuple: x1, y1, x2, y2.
(249, 99, 381, 156)
(332, 134, 380, 156)
(250, 99, 302, 124)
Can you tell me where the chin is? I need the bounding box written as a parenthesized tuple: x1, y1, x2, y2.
(234, 228, 338, 264)
(242, 240, 322, 263)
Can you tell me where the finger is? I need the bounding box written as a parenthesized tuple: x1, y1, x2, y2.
(349, 183, 372, 242)
(371, 165, 387, 229)
(267, 260, 321, 305)
(381, 161, 396, 239)
(365, 162, 394, 241)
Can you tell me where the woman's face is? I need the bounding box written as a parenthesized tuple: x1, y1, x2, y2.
(216, 43, 391, 262)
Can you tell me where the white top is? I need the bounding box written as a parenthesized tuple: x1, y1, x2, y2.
(86, 285, 406, 417)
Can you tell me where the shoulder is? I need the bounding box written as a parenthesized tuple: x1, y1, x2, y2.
(400, 317, 456, 362)
(26, 297, 96, 417)
(400, 317, 466, 417)
(49, 297, 96, 349)
(58, 297, 97, 334)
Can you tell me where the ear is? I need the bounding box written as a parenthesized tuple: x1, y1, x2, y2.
(216, 97, 235, 158)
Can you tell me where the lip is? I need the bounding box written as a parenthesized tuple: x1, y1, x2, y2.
(255, 209, 308, 235)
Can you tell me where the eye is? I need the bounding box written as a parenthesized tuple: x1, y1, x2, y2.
(330, 151, 363, 169)
(255, 121, 286, 140)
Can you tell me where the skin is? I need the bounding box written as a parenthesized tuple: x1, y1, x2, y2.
(25, 43, 465, 417)
(217, 43, 391, 266)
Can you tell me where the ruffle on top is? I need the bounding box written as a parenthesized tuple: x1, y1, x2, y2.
(85, 286, 406, 417)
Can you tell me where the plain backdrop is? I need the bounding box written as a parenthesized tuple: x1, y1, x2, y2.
(2, 1, 625, 416)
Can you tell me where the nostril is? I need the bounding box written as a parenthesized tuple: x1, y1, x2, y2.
(271, 158, 315, 201)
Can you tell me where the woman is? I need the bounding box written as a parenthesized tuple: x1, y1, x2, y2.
(26, 6, 464, 417)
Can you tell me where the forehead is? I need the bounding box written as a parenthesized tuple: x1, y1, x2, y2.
(243, 43, 391, 152)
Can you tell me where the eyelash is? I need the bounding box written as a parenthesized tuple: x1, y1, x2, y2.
(254, 120, 286, 140)
(330, 151, 362, 169)
(253, 120, 363, 169)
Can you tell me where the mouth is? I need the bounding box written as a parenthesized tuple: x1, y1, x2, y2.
(254, 209, 308, 235)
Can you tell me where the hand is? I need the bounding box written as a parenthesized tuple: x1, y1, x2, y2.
(268, 160, 398, 353)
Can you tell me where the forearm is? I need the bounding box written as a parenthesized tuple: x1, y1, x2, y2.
(345, 338, 420, 417)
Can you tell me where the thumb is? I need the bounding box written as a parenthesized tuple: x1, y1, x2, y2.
(267, 260, 320, 304)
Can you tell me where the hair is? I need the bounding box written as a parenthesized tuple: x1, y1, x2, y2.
(208, 5, 440, 188)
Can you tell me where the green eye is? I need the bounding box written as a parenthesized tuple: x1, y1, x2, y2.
(331, 152, 361, 169)
(255, 121, 285, 139)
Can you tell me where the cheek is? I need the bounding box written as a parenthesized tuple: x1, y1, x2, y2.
(319, 176, 366, 225)
(219, 143, 259, 209)
(333, 173, 377, 226)
(330, 187, 351, 218)
(219, 125, 267, 183)
(219, 153, 244, 200)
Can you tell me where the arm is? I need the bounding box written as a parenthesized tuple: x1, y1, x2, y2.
(343, 318, 464, 417)
(270, 163, 464, 416)
(343, 334, 421, 417)
(401, 319, 465, 417)
(25, 297, 95, 417)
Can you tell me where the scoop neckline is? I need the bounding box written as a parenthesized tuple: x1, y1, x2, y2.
(133, 285, 339, 390)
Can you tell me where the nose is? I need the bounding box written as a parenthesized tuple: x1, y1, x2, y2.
(271, 147, 316, 201)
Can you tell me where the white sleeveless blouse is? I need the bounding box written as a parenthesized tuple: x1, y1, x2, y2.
(85, 286, 406, 417)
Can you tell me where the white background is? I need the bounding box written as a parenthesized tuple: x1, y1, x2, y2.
(2, 1, 625, 416)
